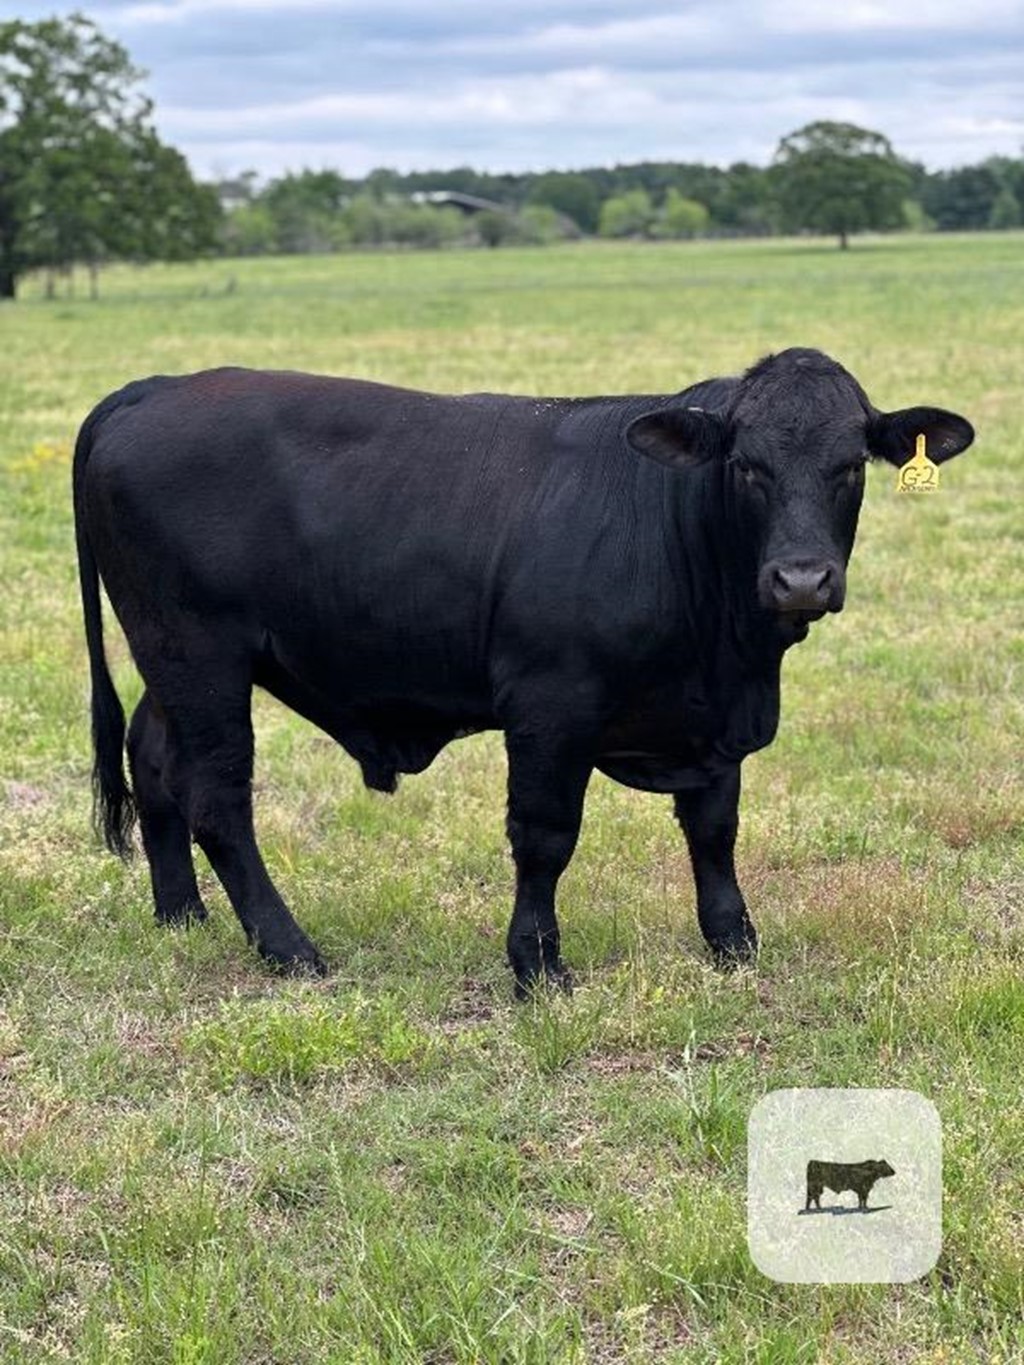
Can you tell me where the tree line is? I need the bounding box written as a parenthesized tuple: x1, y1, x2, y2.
(2, 14, 1022, 298)
(223, 136, 1024, 256)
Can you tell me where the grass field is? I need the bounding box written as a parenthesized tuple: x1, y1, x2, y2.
(1, 234, 1022, 1363)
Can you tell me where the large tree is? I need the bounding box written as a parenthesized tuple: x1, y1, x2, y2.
(526, 172, 601, 234)
(772, 121, 912, 249)
(0, 13, 218, 298)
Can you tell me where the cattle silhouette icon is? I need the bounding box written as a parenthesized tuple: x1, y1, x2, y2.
(748, 1089, 940, 1282)
(804, 1158, 895, 1213)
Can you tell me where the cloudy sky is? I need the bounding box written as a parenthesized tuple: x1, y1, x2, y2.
(13, 1, 1024, 180)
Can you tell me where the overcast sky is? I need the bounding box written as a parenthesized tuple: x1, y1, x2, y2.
(12, 1, 1024, 180)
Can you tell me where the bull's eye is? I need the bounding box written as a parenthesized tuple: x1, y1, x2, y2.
(731, 458, 761, 486)
(844, 462, 865, 486)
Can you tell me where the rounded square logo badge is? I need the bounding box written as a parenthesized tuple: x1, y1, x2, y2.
(747, 1089, 941, 1283)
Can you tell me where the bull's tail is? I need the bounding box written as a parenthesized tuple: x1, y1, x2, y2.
(73, 398, 136, 858)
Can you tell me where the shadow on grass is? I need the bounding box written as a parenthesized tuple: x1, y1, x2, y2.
(798, 1205, 893, 1216)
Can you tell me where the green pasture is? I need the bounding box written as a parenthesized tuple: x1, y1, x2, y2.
(1, 235, 1022, 1362)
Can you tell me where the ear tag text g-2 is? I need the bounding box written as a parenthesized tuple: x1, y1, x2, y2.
(896, 433, 939, 493)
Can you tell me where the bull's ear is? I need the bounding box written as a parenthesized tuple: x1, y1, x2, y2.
(867, 406, 974, 466)
(625, 405, 732, 470)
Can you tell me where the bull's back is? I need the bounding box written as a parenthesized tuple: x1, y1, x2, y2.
(89, 370, 563, 552)
(80, 368, 609, 703)
(807, 1160, 872, 1190)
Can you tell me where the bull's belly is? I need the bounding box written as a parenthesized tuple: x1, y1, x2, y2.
(256, 624, 777, 796)
(254, 630, 495, 792)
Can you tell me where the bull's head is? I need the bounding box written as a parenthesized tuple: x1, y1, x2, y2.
(626, 349, 974, 636)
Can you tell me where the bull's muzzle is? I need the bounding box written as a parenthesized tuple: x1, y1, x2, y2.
(759, 559, 845, 614)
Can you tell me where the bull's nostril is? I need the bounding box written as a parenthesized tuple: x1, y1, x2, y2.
(767, 561, 837, 611)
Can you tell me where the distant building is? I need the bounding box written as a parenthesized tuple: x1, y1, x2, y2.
(409, 190, 510, 216)
(213, 174, 260, 213)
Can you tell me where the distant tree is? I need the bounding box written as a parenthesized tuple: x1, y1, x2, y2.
(0, 14, 218, 297)
(921, 164, 1002, 230)
(526, 172, 600, 233)
(516, 203, 571, 244)
(598, 189, 655, 238)
(110, 131, 221, 266)
(716, 161, 779, 234)
(901, 198, 934, 233)
(772, 121, 912, 249)
(342, 194, 388, 247)
(259, 169, 353, 252)
(475, 209, 515, 247)
(983, 156, 1024, 209)
(988, 186, 1022, 229)
(598, 161, 723, 215)
(364, 167, 404, 200)
(221, 202, 278, 255)
(656, 190, 709, 239)
(387, 202, 463, 249)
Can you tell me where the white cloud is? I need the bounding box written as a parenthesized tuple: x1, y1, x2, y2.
(11, 0, 1024, 176)
(164, 68, 671, 138)
(118, 0, 652, 25)
(767, 0, 1022, 30)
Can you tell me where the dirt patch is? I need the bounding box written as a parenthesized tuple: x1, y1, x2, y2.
(0, 1096, 71, 1155)
(586, 1051, 659, 1077)
(584, 1304, 695, 1363)
(115, 1012, 177, 1059)
(692, 1032, 770, 1062)
(438, 976, 497, 1033)
(586, 1032, 770, 1076)
(963, 873, 1024, 960)
(3, 780, 50, 809)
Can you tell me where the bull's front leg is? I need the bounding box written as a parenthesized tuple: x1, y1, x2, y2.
(504, 726, 594, 999)
(673, 763, 757, 964)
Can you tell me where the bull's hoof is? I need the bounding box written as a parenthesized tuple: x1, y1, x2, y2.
(155, 896, 210, 927)
(513, 962, 574, 1002)
(261, 948, 329, 978)
(256, 932, 328, 977)
(707, 926, 758, 969)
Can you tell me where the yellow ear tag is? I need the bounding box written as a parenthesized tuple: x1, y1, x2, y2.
(896, 433, 939, 493)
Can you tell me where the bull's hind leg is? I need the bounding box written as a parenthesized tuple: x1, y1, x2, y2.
(156, 665, 325, 974)
(128, 691, 209, 926)
(674, 763, 757, 963)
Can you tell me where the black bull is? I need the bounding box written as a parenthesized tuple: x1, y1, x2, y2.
(74, 348, 973, 993)
(806, 1159, 896, 1211)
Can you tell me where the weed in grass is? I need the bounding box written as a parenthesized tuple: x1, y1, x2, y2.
(182, 990, 434, 1088)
